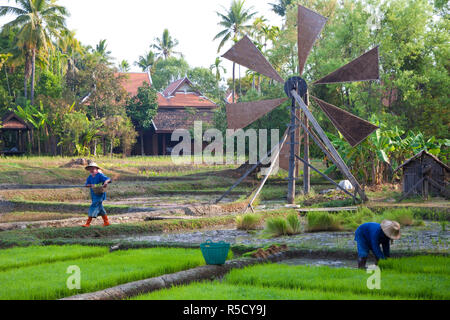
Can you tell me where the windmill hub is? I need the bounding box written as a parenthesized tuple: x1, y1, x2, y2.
(284, 77, 308, 99)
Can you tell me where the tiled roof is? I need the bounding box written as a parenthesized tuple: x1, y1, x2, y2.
(153, 108, 216, 133)
(157, 93, 217, 108)
(162, 78, 186, 97)
(117, 72, 151, 97)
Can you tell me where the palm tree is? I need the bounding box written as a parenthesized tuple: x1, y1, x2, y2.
(269, 0, 293, 18)
(93, 39, 112, 63)
(0, 0, 69, 105)
(152, 29, 182, 60)
(214, 0, 256, 102)
(134, 51, 156, 73)
(210, 57, 226, 84)
(118, 60, 130, 72)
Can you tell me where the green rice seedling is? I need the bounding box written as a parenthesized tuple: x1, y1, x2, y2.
(131, 281, 395, 300)
(0, 247, 204, 300)
(286, 213, 302, 235)
(380, 208, 415, 226)
(378, 256, 450, 275)
(306, 211, 342, 232)
(264, 217, 288, 237)
(224, 264, 450, 300)
(0, 245, 108, 272)
(235, 213, 261, 231)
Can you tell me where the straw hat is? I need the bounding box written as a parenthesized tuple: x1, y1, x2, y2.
(85, 162, 101, 171)
(381, 220, 401, 240)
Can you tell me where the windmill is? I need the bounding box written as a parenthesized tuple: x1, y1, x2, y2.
(216, 5, 380, 209)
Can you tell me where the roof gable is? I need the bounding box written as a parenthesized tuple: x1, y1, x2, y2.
(394, 150, 449, 172)
(1, 112, 31, 130)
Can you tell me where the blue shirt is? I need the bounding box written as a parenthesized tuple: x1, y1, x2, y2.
(85, 172, 110, 202)
(355, 222, 390, 259)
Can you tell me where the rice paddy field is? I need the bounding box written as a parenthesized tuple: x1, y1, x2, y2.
(134, 256, 450, 300)
(0, 246, 204, 300)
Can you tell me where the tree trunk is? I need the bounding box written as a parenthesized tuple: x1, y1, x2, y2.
(24, 74, 28, 100)
(31, 48, 36, 105)
(110, 138, 114, 158)
(140, 131, 145, 156)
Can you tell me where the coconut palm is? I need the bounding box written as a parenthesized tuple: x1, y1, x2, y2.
(93, 39, 112, 63)
(151, 29, 182, 60)
(214, 0, 256, 102)
(210, 57, 226, 84)
(118, 60, 130, 72)
(134, 51, 157, 73)
(0, 0, 69, 105)
(269, 0, 293, 18)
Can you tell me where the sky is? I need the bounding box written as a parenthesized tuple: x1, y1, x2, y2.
(0, 0, 283, 73)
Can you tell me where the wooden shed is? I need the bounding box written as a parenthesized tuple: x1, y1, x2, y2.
(0, 112, 31, 156)
(394, 150, 449, 199)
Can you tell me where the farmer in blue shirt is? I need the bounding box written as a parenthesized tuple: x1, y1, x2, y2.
(82, 162, 112, 228)
(355, 220, 401, 269)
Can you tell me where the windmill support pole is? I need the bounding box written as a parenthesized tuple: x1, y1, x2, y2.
(216, 130, 289, 204)
(303, 92, 311, 194)
(291, 90, 368, 202)
(295, 155, 356, 201)
(245, 132, 289, 212)
(287, 97, 297, 204)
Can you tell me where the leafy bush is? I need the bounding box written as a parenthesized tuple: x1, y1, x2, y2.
(265, 217, 288, 237)
(286, 213, 302, 235)
(306, 212, 342, 232)
(236, 213, 261, 230)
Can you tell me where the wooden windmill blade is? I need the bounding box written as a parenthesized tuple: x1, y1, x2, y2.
(310, 96, 379, 147)
(298, 5, 328, 76)
(313, 47, 380, 84)
(222, 36, 284, 83)
(226, 98, 288, 131)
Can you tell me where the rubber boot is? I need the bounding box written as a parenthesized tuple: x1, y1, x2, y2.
(358, 257, 367, 269)
(82, 217, 93, 228)
(102, 215, 111, 227)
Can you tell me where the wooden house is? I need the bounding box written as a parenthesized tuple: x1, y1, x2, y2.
(117, 74, 218, 156)
(0, 112, 31, 156)
(394, 150, 449, 199)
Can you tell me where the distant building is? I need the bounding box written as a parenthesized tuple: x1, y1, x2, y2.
(118, 73, 218, 156)
(0, 112, 31, 156)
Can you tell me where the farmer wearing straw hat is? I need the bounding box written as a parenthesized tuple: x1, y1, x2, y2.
(82, 162, 112, 228)
(354, 220, 401, 269)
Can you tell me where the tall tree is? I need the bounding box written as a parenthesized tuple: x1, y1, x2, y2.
(134, 51, 156, 73)
(0, 0, 69, 105)
(126, 82, 158, 156)
(214, 0, 256, 102)
(93, 39, 112, 64)
(269, 0, 293, 18)
(118, 60, 130, 72)
(152, 29, 182, 60)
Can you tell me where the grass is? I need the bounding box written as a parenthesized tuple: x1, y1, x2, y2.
(0, 245, 108, 271)
(0, 211, 80, 223)
(0, 247, 204, 300)
(224, 263, 450, 300)
(132, 281, 391, 300)
(379, 256, 450, 275)
(235, 213, 261, 230)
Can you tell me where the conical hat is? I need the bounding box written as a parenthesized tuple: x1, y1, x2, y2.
(381, 220, 401, 240)
(85, 162, 101, 171)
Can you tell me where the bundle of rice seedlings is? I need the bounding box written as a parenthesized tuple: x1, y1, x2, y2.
(235, 213, 261, 230)
(306, 211, 342, 232)
(265, 217, 288, 237)
(286, 213, 302, 235)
